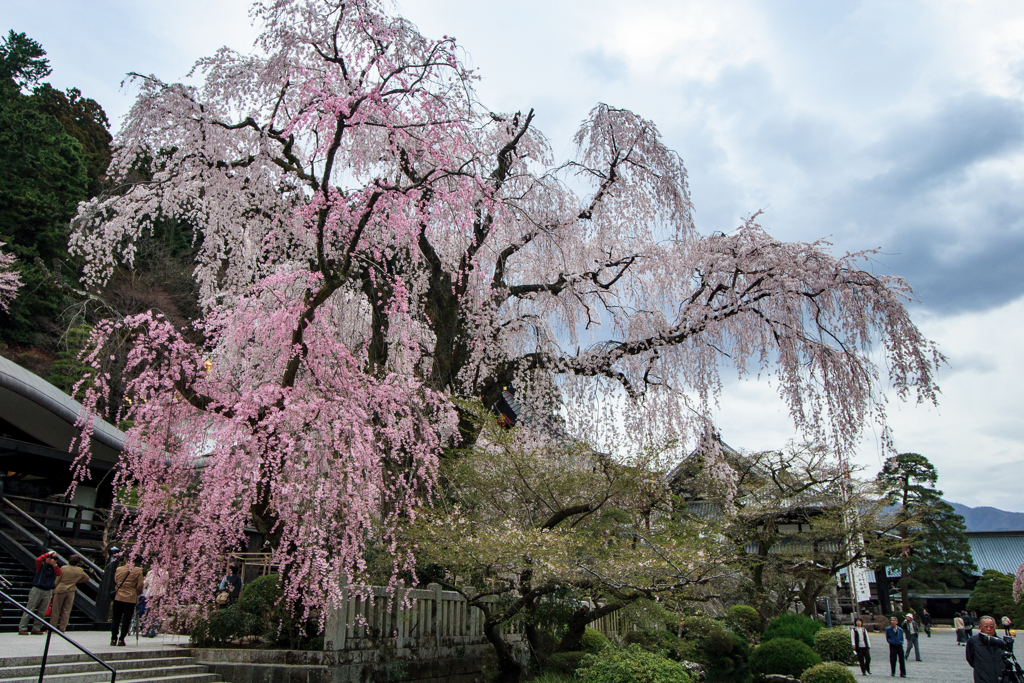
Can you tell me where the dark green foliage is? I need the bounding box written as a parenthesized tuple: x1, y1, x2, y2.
(189, 606, 259, 647)
(799, 662, 857, 683)
(577, 645, 695, 683)
(812, 628, 855, 664)
(762, 613, 823, 647)
(580, 627, 611, 653)
(749, 638, 821, 679)
(48, 324, 93, 395)
(0, 31, 51, 89)
(703, 629, 751, 683)
(728, 605, 763, 638)
(238, 574, 284, 623)
(967, 570, 1024, 624)
(546, 651, 589, 677)
(623, 630, 684, 660)
(33, 84, 112, 196)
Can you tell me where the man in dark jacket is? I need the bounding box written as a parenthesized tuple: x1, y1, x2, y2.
(18, 551, 62, 634)
(966, 616, 1007, 683)
(921, 609, 932, 637)
(902, 613, 922, 662)
(886, 616, 907, 678)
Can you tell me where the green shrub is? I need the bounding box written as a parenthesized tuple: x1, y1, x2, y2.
(800, 661, 858, 683)
(580, 628, 611, 654)
(704, 629, 751, 683)
(578, 645, 695, 683)
(624, 630, 683, 660)
(189, 606, 259, 646)
(547, 651, 590, 677)
(727, 605, 763, 637)
(813, 628, 856, 664)
(749, 637, 821, 679)
(762, 613, 823, 647)
(238, 573, 283, 620)
(680, 613, 720, 640)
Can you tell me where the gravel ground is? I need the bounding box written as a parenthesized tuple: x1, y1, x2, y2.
(847, 626, 989, 682)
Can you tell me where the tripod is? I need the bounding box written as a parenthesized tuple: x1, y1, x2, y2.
(1000, 651, 1024, 683)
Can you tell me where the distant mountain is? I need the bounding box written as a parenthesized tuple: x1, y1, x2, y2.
(947, 501, 1024, 532)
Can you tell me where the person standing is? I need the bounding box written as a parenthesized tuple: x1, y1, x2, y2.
(110, 557, 144, 646)
(49, 554, 91, 633)
(964, 611, 975, 639)
(94, 546, 121, 622)
(954, 612, 966, 646)
(965, 616, 1006, 683)
(18, 551, 62, 635)
(1001, 615, 1012, 637)
(921, 609, 932, 637)
(886, 616, 907, 678)
(903, 613, 922, 662)
(851, 618, 872, 675)
(217, 564, 242, 606)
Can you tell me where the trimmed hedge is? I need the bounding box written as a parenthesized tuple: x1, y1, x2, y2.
(749, 637, 821, 679)
(763, 613, 823, 647)
(581, 627, 611, 653)
(547, 651, 590, 676)
(578, 645, 695, 683)
(800, 662, 858, 683)
(728, 605, 763, 636)
(813, 628, 856, 664)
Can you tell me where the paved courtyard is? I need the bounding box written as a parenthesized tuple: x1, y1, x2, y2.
(0, 629, 187, 660)
(848, 626, 993, 682)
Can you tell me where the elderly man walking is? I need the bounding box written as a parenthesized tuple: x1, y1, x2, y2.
(886, 616, 907, 678)
(903, 613, 922, 662)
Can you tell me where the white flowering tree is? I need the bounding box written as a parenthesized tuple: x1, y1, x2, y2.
(69, 0, 942, 627)
(0, 242, 21, 311)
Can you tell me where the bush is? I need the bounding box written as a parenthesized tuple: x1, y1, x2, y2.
(238, 573, 283, 621)
(704, 629, 751, 683)
(580, 627, 611, 653)
(189, 606, 259, 646)
(624, 629, 684, 660)
(728, 605, 763, 637)
(547, 651, 590, 677)
(813, 628, 856, 664)
(578, 645, 695, 683)
(762, 613, 823, 647)
(749, 638, 821, 679)
(800, 662, 858, 683)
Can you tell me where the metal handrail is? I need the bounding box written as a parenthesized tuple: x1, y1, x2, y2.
(1, 499, 105, 575)
(0, 588, 117, 683)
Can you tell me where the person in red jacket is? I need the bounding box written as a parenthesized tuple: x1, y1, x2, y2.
(18, 551, 62, 635)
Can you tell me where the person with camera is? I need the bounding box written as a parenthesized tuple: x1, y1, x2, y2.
(966, 616, 1010, 683)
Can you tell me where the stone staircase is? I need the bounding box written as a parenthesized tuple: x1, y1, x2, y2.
(0, 649, 221, 683)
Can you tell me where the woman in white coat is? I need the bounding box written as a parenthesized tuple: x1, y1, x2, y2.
(851, 617, 872, 675)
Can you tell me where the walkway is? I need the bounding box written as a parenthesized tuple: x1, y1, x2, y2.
(848, 626, 983, 682)
(0, 629, 187, 659)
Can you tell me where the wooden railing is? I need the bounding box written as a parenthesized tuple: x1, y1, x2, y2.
(2, 494, 111, 551)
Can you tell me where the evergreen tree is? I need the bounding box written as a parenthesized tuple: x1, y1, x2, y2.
(877, 452, 976, 610)
(0, 31, 109, 347)
(967, 570, 1024, 625)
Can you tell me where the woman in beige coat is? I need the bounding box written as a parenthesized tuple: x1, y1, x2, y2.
(50, 555, 92, 633)
(110, 559, 144, 646)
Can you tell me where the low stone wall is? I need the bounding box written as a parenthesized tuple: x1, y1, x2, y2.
(191, 646, 489, 683)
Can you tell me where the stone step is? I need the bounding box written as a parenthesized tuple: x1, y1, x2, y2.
(0, 649, 184, 669)
(3, 666, 210, 683)
(0, 657, 197, 679)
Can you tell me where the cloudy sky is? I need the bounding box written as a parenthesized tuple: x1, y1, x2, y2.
(5, 0, 1023, 510)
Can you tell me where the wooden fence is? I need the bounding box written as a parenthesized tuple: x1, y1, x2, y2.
(324, 583, 623, 656)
